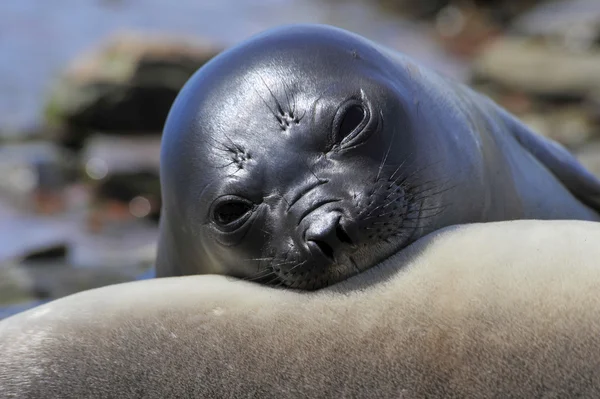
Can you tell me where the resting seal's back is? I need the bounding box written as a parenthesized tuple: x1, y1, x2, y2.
(2, 220, 600, 397)
(156, 24, 600, 288)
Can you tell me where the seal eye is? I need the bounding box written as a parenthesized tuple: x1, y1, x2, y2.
(339, 104, 366, 139)
(332, 99, 372, 150)
(214, 202, 251, 225)
(211, 196, 254, 230)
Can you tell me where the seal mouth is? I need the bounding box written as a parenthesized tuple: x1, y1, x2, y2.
(273, 178, 426, 289)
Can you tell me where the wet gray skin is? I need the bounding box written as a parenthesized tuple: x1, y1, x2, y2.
(156, 24, 600, 290)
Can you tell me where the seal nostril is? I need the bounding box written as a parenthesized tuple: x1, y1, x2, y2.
(311, 240, 335, 261)
(336, 224, 354, 245)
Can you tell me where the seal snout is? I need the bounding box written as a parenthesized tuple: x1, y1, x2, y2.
(304, 212, 356, 262)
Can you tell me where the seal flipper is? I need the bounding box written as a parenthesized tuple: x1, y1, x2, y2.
(502, 109, 600, 212)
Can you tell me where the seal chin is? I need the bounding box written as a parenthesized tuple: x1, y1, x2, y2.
(266, 216, 421, 290)
(270, 257, 354, 290)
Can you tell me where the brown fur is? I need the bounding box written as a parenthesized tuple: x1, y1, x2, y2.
(1, 220, 600, 398)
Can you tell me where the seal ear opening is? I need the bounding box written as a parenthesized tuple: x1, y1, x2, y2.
(503, 109, 600, 212)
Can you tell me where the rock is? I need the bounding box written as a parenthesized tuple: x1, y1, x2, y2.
(81, 134, 161, 225)
(511, 0, 600, 50)
(0, 213, 73, 264)
(81, 134, 161, 175)
(0, 142, 76, 214)
(473, 36, 600, 99)
(68, 219, 158, 268)
(372, 0, 541, 23)
(44, 31, 223, 147)
(519, 106, 596, 149)
(434, 5, 502, 58)
(22, 244, 68, 262)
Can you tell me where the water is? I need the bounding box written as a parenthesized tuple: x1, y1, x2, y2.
(0, 0, 467, 134)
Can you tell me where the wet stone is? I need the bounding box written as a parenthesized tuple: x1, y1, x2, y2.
(44, 32, 223, 147)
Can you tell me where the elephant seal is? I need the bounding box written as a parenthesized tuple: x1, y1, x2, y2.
(2, 220, 600, 398)
(157, 24, 600, 289)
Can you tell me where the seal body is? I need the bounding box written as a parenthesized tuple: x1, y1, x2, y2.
(157, 24, 600, 289)
(2, 220, 600, 398)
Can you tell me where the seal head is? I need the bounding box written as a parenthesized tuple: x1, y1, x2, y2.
(157, 24, 600, 289)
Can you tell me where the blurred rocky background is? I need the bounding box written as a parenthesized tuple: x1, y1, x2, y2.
(1, 0, 599, 319)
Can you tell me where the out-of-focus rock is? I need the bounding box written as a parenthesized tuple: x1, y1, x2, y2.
(471, 0, 600, 150)
(0, 142, 76, 214)
(372, 0, 541, 23)
(91, 172, 161, 224)
(44, 31, 223, 147)
(434, 5, 502, 58)
(477, 85, 598, 148)
(519, 106, 595, 149)
(81, 135, 161, 227)
(511, 0, 600, 50)
(473, 37, 600, 98)
(22, 244, 68, 262)
(82, 134, 161, 175)
(68, 223, 157, 268)
(0, 213, 73, 265)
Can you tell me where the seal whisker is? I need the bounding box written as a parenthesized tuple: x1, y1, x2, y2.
(285, 259, 308, 276)
(363, 208, 404, 220)
(225, 168, 244, 177)
(387, 156, 412, 183)
(394, 160, 445, 187)
(403, 206, 450, 222)
(220, 133, 243, 154)
(281, 79, 299, 120)
(270, 259, 298, 269)
(245, 74, 280, 125)
(365, 191, 407, 217)
(243, 257, 277, 262)
(199, 136, 231, 154)
(385, 156, 422, 187)
(259, 75, 285, 116)
(298, 154, 326, 185)
(349, 256, 360, 274)
(214, 161, 237, 169)
(376, 126, 396, 182)
(243, 270, 277, 282)
(254, 87, 281, 124)
(409, 183, 458, 203)
(282, 80, 293, 115)
(265, 274, 284, 286)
